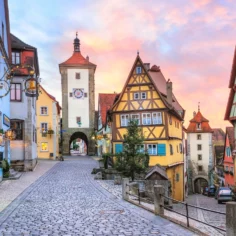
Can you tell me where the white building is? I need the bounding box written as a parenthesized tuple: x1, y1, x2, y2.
(10, 34, 39, 171)
(0, 0, 11, 181)
(59, 33, 96, 155)
(186, 108, 213, 193)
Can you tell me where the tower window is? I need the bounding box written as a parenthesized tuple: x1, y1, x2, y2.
(197, 144, 202, 150)
(197, 134, 201, 140)
(198, 154, 202, 160)
(197, 123, 201, 130)
(198, 165, 203, 172)
(75, 73, 80, 79)
(136, 66, 142, 74)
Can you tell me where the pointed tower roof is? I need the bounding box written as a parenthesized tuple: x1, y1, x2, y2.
(59, 33, 96, 68)
(186, 107, 213, 133)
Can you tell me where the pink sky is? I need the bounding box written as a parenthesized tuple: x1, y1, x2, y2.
(8, 0, 236, 130)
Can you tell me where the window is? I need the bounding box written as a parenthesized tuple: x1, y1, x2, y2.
(141, 92, 146, 99)
(197, 144, 202, 150)
(10, 83, 22, 101)
(198, 154, 202, 160)
(177, 145, 179, 153)
(131, 114, 140, 125)
(225, 166, 229, 171)
(121, 114, 129, 126)
(40, 107, 48, 115)
(197, 134, 201, 140)
(12, 52, 20, 64)
(226, 147, 231, 157)
(137, 145, 144, 153)
(170, 144, 173, 155)
(157, 144, 166, 156)
(76, 117, 81, 126)
(176, 173, 180, 182)
(134, 93, 139, 100)
(75, 73, 80, 79)
(152, 112, 162, 124)
(148, 144, 157, 155)
(142, 113, 151, 125)
(197, 123, 201, 130)
(230, 167, 234, 173)
(177, 122, 179, 128)
(10, 120, 23, 140)
(41, 123, 48, 132)
(41, 142, 48, 151)
(169, 115, 172, 125)
(179, 143, 182, 153)
(136, 66, 142, 74)
(198, 165, 203, 172)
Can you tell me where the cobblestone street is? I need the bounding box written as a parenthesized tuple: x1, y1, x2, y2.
(0, 156, 195, 236)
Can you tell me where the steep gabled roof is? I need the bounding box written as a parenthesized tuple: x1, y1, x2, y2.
(229, 46, 236, 88)
(186, 111, 213, 133)
(145, 164, 168, 180)
(39, 85, 61, 115)
(11, 33, 35, 50)
(98, 93, 117, 127)
(111, 55, 184, 120)
(226, 126, 235, 150)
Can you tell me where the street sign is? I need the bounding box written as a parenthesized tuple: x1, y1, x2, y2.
(61, 130, 67, 133)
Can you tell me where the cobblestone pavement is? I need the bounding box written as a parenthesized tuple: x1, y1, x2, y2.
(96, 180, 226, 235)
(0, 156, 195, 236)
(0, 159, 58, 212)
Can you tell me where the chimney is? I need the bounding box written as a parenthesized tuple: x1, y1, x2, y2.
(166, 79, 172, 107)
(143, 63, 150, 71)
(193, 111, 196, 117)
(86, 55, 89, 61)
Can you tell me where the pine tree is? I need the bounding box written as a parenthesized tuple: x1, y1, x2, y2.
(115, 120, 149, 181)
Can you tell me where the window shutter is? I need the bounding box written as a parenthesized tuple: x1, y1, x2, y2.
(158, 144, 166, 156)
(115, 144, 123, 154)
(69, 93, 73, 97)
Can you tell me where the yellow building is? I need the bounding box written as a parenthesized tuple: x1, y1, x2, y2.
(111, 55, 185, 201)
(37, 86, 61, 159)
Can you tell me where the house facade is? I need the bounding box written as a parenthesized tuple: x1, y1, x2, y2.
(37, 85, 61, 159)
(225, 46, 236, 188)
(110, 55, 185, 201)
(97, 93, 117, 156)
(186, 109, 213, 194)
(59, 33, 96, 155)
(223, 127, 235, 187)
(0, 0, 11, 181)
(10, 34, 39, 171)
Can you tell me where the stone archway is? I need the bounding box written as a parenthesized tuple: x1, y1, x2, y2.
(69, 132, 88, 155)
(193, 176, 208, 194)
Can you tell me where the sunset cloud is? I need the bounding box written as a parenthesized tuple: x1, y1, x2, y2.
(8, 0, 236, 129)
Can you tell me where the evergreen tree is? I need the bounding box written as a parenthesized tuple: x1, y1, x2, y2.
(115, 120, 149, 181)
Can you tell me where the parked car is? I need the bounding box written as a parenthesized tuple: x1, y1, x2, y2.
(207, 186, 216, 197)
(202, 187, 208, 195)
(217, 189, 233, 204)
(215, 187, 231, 199)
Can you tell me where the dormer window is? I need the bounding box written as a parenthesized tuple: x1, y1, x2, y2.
(12, 52, 20, 64)
(197, 123, 201, 130)
(136, 66, 142, 74)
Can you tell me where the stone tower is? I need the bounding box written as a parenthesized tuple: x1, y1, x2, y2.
(59, 33, 96, 155)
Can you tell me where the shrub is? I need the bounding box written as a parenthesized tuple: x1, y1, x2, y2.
(1, 159, 10, 178)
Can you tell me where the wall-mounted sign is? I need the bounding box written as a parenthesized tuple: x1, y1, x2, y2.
(25, 77, 38, 97)
(3, 114, 10, 127)
(73, 88, 84, 99)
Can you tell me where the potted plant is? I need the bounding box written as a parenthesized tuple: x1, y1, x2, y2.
(0, 129, 4, 134)
(47, 129, 54, 137)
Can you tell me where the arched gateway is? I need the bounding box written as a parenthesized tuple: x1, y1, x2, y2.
(193, 176, 208, 194)
(59, 33, 96, 155)
(69, 132, 88, 154)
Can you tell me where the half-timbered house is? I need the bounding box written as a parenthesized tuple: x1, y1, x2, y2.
(110, 54, 185, 200)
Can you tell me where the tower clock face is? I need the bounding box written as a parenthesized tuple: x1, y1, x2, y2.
(73, 88, 84, 99)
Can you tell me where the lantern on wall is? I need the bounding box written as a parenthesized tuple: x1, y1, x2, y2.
(5, 129, 16, 140)
(0, 133, 5, 146)
(25, 77, 37, 97)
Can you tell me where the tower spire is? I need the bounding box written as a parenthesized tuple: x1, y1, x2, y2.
(74, 32, 80, 52)
(198, 102, 200, 112)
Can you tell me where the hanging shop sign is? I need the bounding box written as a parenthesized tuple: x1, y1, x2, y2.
(3, 114, 10, 127)
(25, 77, 38, 97)
(73, 88, 84, 99)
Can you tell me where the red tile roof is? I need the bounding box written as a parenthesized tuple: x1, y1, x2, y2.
(186, 111, 213, 133)
(59, 52, 96, 67)
(39, 85, 61, 115)
(99, 93, 117, 126)
(212, 128, 225, 142)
